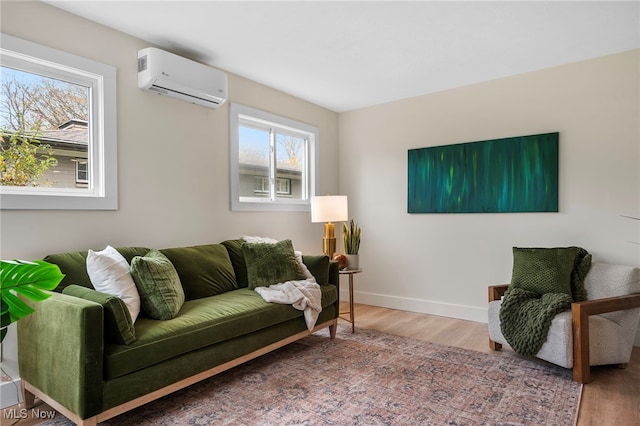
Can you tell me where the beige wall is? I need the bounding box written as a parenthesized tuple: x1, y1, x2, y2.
(0, 1, 339, 259)
(0, 0, 338, 393)
(339, 49, 640, 329)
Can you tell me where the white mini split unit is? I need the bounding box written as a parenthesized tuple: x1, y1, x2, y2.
(137, 47, 227, 109)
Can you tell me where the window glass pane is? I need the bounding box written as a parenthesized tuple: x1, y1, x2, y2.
(238, 124, 270, 199)
(275, 133, 305, 200)
(1, 66, 90, 190)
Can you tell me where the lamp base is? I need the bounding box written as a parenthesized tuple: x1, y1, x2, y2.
(322, 222, 337, 259)
(322, 237, 336, 260)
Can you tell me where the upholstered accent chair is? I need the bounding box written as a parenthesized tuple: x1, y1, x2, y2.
(488, 262, 640, 383)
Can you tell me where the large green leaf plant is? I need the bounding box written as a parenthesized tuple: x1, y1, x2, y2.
(0, 259, 64, 342)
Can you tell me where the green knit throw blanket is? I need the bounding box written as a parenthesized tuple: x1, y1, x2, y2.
(499, 289, 572, 356)
(499, 248, 591, 357)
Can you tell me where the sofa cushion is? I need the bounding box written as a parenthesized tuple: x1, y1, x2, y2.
(87, 245, 141, 323)
(103, 284, 338, 380)
(131, 250, 185, 320)
(160, 244, 237, 300)
(242, 239, 306, 289)
(221, 239, 249, 288)
(301, 255, 330, 286)
(44, 247, 150, 292)
(510, 247, 578, 296)
(62, 284, 136, 345)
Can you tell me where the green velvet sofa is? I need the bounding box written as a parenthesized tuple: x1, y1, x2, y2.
(17, 240, 339, 426)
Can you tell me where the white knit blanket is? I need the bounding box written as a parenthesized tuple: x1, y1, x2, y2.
(255, 278, 322, 331)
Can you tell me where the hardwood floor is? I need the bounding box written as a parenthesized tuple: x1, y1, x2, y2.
(352, 303, 640, 426)
(4, 303, 639, 425)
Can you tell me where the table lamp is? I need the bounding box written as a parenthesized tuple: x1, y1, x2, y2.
(311, 195, 348, 259)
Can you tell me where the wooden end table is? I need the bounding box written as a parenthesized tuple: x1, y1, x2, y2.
(339, 268, 362, 333)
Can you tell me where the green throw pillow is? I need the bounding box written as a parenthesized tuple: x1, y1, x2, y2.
(510, 247, 578, 296)
(62, 284, 136, 345)
(130, 250, 185, 320)
(242, 239, 306, 289)
(161, 244, 238, 300)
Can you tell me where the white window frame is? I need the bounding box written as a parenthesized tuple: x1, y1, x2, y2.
(0, 34, 117, 210)
(230, 103, 318, 212)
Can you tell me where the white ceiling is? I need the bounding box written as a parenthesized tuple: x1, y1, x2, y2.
(44, 1, 639, 112)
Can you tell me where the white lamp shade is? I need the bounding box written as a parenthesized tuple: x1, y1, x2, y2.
(311, 196, 348, 223)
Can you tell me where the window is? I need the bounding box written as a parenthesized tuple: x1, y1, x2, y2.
(230, 103, 318, 211)
(74, 159, 88, 186)
(277, 178, 292, 196)
(0, 34, 117, 209)
(254, 177, 292, 196)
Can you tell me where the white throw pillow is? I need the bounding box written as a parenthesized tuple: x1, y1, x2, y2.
(86, 245, 141, 323)
(241, 235, 278, 245)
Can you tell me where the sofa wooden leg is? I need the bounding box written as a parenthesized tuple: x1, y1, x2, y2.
(21, 381, 35, 409)
(489, 339, 502, 351)
(329, 322, 337, 339)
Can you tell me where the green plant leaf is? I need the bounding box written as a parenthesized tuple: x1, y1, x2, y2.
(342, 218, 361, 254)
(2, 291, 34, 322)
(0, 259, 64, 326)
(0, 298, 9, 342)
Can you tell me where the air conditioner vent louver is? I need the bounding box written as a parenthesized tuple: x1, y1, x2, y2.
(148, 86, 167, 95)
(151, 84, 222, 105)
(137, 47, 227, 109)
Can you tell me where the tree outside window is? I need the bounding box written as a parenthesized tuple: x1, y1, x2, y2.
(0, 66, 89, 188)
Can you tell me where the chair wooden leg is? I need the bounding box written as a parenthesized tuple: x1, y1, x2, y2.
(572, 303, 591, 384)
(489, 339, 502, 350)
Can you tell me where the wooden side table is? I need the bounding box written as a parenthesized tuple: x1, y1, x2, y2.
(339, 268, 362, 333)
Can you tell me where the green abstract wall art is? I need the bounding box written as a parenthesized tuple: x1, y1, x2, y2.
(407, 132, 559, 213)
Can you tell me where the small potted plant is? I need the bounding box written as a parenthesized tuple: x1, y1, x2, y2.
(342, 218, 361, 270)
(1, 259, 64, 343)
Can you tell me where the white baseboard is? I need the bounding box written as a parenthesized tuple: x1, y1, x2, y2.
(0, 378, 22, 409)
(340, 289, 640, 346)
(340, 289, 488, 324)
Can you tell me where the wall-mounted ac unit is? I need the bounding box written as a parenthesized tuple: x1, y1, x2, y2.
(137, 47, 227, 109)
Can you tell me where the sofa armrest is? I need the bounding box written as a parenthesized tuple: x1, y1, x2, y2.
(328, 260, 339, 287)
(488, 284, 510, 302)
(17, 291, 104, 419)
(571, 293, 640, 383)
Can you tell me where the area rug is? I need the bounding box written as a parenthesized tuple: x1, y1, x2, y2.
(42, 324, 581, 425)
